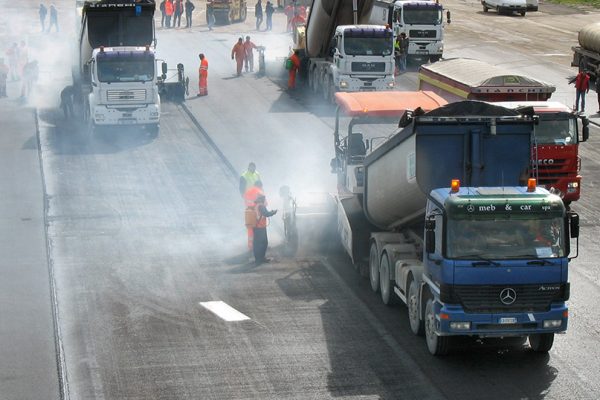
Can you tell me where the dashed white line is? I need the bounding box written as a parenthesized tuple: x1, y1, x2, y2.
(200, 301, 251, 322)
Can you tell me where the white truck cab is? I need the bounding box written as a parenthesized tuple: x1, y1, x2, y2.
(86, 46, 160, 131)
(308, 25, 395, 102)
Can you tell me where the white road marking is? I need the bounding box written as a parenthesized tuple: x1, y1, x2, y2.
(200, 301, 250, 322)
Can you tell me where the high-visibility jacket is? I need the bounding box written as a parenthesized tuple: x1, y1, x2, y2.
(244, 186, 264, 207)
(244, 40, 257, 58)
(241, 170, 260, 188)
(165, 0, 174, 16)
(199, 58, 208, 77)
(232, 42, 245, 60)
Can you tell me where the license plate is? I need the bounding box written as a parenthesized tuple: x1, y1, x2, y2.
(499, 317, 517, 324)
(416, 50, 429, 55)
(123, 113, 132, 118)
(119, 119, 136, 125)
(363, 82, 372, 86)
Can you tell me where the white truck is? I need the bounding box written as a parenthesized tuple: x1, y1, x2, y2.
(77, 0, 162, 133)
(299, 0, 396, 101)
(366, 0, 450, 63)
(572, 22, 600, 80)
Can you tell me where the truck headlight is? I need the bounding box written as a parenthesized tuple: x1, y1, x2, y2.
(387, 81, 395, 88)
(567, 182, 579, 188)
(543, 319, 562, 328)
(450, 321, 471, 330)
(94, 113, 105, 120)
(150, 112, 159, 117)
(339, 80, 348, 89)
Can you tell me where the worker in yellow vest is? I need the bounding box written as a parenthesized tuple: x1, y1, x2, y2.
(239, 162, 261, 196)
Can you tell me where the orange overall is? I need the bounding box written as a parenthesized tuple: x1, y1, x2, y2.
(288, 52, 300, 89)
(244, 186, 264, 250)
(198, 57, 208, 96)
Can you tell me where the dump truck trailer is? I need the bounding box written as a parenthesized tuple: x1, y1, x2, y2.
(331, 92, 579, 355)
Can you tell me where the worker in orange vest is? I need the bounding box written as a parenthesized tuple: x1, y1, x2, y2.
(288, 49, 301, 90)
(197, 53, 208, 96)
(231, 37, 246, 76)
(253, 195, 277, 265)
(165, 0, 174, 28)
(244, 180, 265, 250)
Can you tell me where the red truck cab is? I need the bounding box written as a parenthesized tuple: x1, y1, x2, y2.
(418, 58, 589, 205)
(494, 101, 589, 204)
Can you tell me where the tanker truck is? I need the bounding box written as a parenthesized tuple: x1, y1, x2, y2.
(299, 0, 396, 101)
(572, 22, 600, 79)
(331, 91, 579, 355)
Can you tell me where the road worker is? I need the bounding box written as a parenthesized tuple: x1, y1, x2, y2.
(244, 180, 265, 250)
(239, 162, 261, 196)
(165, 0, 174, 28)
(253, 195, 277, 265)
(0, 58, 7, 97)
(231, 37, 245, 76)
(197, 53, 208, 96)
(243, 36, 258, 73)
(288, 49, 300, 89)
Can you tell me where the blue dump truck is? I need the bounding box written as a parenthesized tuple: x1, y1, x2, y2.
(331, 93, 579, 355)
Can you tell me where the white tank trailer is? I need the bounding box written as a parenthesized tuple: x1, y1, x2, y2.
(572, 22, 600, 79)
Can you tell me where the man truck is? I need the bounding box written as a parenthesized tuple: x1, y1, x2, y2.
(331, 91, 578, 355)
(366, 0, 450, 63)
(418, 58, 589, 205)
(76, 0, 186, 134)
(297, 0, 396, 101)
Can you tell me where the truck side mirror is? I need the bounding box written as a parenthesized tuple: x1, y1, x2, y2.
(425, 219, 436, 254)
(569, 213, 580, 238)
(162, 62, 168, 75)
(581, 116, 589, 142)
(446, 10, 451, 24)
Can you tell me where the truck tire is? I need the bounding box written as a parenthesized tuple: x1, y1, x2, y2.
(369, 242, 380, 293)
(408, 278, 424, 336)
(322, 75, 331, 102)
(529, 333, 554, 353)
(520, 10, 526, 16)
(425, 297, 451, 356)
(239, 6, 247, 22)
(482, 4, 488, 12)
(379, 252, 398, 305)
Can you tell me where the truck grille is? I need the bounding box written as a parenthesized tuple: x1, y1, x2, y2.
(533, 158, 569, 186)
(107, 89, 146, 103)
(452, 284, 565, 313)
(351, 62, 386, 73)
(409, 29, 436, 38)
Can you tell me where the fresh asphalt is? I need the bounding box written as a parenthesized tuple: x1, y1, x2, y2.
(3, 0, 600, 399)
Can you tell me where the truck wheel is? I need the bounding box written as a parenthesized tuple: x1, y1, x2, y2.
(520, 10, 526, 16)
(482, 4, 488, 12)
(379, 252, 398, 305)
(240, 6, 247, 22)
(408, 278, 424, 336)
(425, 297, 451, 356)
(369, 242, 380, 293)
(322, 75, 330, 102)
(529, 333, 554, 353)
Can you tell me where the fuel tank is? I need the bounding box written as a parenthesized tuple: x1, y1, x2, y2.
(578, 22, 600, 54)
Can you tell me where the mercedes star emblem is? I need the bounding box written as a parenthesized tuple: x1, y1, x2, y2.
(500, 288, 517, 305)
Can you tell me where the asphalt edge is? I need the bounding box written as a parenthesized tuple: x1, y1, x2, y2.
(179, 102, 239, 184)
(34, 107, 70, 400)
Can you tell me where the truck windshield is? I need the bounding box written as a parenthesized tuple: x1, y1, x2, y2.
(97, 56, 154, 83)
(447, 217, 565, 260)
(344, 37, 392, 56)
(403, 7, 442, 25)
(533, 118, 576, 145)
